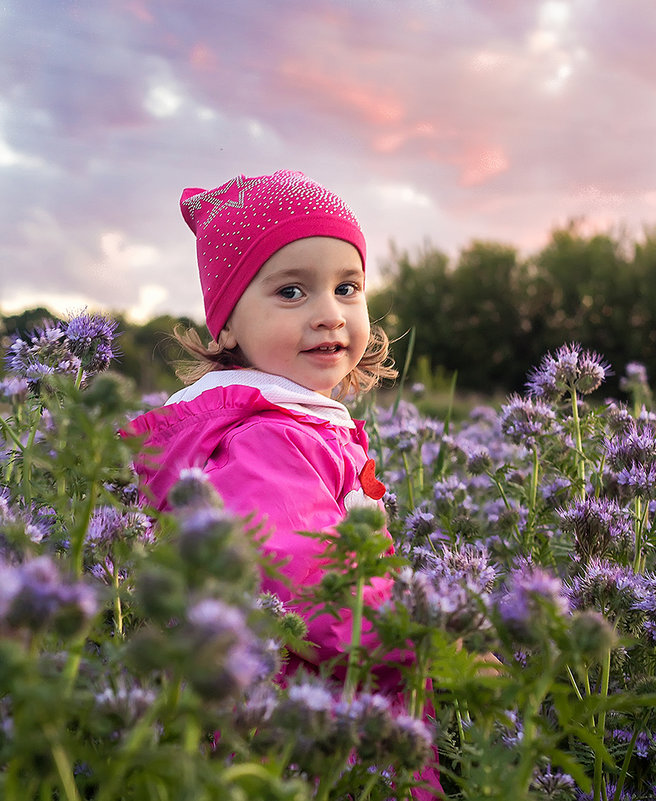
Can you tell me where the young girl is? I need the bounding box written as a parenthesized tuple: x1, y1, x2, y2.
(129, 170, 442, 797)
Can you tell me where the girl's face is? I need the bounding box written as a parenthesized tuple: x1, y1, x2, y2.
(221, 236, 370, 396)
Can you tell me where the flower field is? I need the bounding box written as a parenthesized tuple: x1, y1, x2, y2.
(2, 315, 656, 801)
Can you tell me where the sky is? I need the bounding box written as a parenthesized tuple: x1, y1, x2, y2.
(2, 0, 656, 325)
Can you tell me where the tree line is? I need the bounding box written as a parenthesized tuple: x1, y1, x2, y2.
(368, 221, 656, 396)
(3, 220, 656, 398)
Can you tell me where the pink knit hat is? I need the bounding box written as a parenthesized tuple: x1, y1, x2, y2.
(180, 170, 367, 339)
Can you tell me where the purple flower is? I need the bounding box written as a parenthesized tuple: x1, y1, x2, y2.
(86, 506, 151, 550)
(402, 506, 437, 545)
(140, 391, 168, 409)
(541, 476, 572, 507)
(558, 497, 634, 562)
(392, 545, 494, 637)
(5, 319, 81, 387)
(527, 343, 610, 400)
(0, 555, 98, 637)
(605, 419, 656, 499)
(605, 420, 656, 469)
(620, 361, 651, 403)
(64, 311, 118, 374)
(495, 562, 570, 643)
(94, 677, 156, 729)
(566, 559, 642, 624)
(499, 393, 557, 445)
(168, 467, 221, 510)
(616, 462, 656, 499)
(576, 783, 635, 800)
(605, 401, 635, 436)
(182, 597, 274, 700)
(0, 376, 28, 402)
(611, 728, 653, 759)
(464, 447, 492, 476)
(385, 713, 433, 771)
(433, 475, 469, 510)
(233, 684, 278, 731)
(531, 763, 576, 795)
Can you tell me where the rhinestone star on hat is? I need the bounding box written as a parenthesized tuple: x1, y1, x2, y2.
(182, 175, 263, 229)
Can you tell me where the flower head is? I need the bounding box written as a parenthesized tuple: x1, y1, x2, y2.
(64, 311, 118, 374)
(558, 497, 634, 563)
(5, 320, 80, 388)
(499, 394, 557, 445)
(0, 555, 98, 637)
(527, 343, 610, 400)
(495, 562, 570, 644)
(605, 419, 656, 499)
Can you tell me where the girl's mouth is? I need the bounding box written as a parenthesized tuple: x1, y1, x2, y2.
(306, 344, 344, 353)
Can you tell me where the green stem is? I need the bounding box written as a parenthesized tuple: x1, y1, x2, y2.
(487, 471, 522, 544)
(74, 364, 85, 390)
(523, 445, 540, 551)
(613, 722, 643, 801)
(71, 479, 98, 577)
(44, 726, 82, 801)
(593, 647, 612, 801)
(21, 421, 39, 508)
(96, 698, 162, 801)
(570, 386, 586, 499)
(356, 770, 379, 801)
(409, 641, 429, 719)
(402, 451, 415, 509)
(113, 564, 124, 638)
(566, 665, 584, 701)
(514, 657, 556, 794)
(633, 498, 647, 573)
(0, 414, 26, 452)
(343, 574, 365, 702)
(314, 752, 349, 801)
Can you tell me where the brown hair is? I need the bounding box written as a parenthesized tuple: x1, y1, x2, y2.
(172, 322, 397, 400)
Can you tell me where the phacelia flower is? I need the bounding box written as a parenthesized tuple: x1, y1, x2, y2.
(500, 394, 557, 445)
(605, 419, 656, 499)
(86, 506, 152, 551)
(64, 311, 118, 374)
(392, 544, 495, 637)
(495, 562, 570, 644)
(566, 559, 643, 626)
(576, 782, 634, 800)
(5, 319, 81, 388)
(526, 343, 610, 400)
(168, 467, 222, 510)
(620, 361, 652, 406)
(558, 497, 634, 563)
(0, 555, 98, 637)
(530, 763, 576, 797)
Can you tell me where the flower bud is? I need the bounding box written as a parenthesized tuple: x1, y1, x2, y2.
(569, 610, 618, 662)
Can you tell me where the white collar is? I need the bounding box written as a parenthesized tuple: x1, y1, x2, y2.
(165, 370, 356, 428)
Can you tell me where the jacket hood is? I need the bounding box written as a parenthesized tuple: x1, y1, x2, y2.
(126, 374, 364, 511)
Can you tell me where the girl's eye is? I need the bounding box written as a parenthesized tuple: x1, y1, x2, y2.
(278, 286, 303, 300)
(335, 282, 358, 297)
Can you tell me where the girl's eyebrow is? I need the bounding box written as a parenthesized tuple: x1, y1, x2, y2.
(261, 265, 364, 285)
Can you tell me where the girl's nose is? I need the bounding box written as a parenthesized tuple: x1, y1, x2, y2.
(311, 295, 346, 329)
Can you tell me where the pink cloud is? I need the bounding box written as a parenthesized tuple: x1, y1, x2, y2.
(121, 0, 154, 24)
(189, 42, 219, 71)
(279, 60, 404, 126)
(459, 146, 510, 187)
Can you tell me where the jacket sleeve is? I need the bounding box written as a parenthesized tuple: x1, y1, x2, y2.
(203, 417, 405, 686)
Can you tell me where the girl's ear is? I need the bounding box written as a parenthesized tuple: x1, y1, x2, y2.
(218, 325, 237, 351)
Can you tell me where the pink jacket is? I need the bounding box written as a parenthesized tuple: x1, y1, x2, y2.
(130, 371, 443, 798)
(129, 371, 395, 676)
